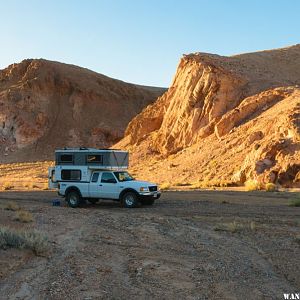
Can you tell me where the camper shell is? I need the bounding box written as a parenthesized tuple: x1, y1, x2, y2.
(55, 147, 129, 168)
(50, 148, 129, 184)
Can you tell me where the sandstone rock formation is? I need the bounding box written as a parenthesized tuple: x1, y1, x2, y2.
(117, 45, 300, 187)
(0, 59, 165, 162)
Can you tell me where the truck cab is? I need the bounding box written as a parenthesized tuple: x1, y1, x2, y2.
(48, 148, 161, 208)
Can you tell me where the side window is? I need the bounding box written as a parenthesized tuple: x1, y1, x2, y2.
(87, 155, 103, 164)
(61, 170, 81, 181)
(59, 154, 73, 164)
(91, 172, 99, 183)
(101, 172, 117, 183)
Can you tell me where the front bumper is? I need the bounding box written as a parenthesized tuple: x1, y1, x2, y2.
(138, 191, 161, 200)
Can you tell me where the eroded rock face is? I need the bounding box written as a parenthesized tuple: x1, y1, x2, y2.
(117, 45, 300, 186)
(0, 59, 165, 161)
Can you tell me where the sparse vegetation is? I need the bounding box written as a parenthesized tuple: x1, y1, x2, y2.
(265, 182, 277, 192)
(14, 210, 34, 223)
(245, 179, 261, 191)
(288, 198, 300, 207)
(160, 183, 171, 190)
(191, 179, 234, 189)
(174, 182, 191, 187)
(0, 227, 48, 255)
(227, 221, 239, 233)
(4, 201, 20, 211)
(23, 182, 39, 190)
(2, 182, 14, 190)
(250, 221, 256, 231)
(214, 221, 257, 233)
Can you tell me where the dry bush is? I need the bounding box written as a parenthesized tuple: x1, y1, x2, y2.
(42, 183, 49, 190)
(4, 201, 20, 211)
(245, 179, 260, 191)
(250, 221, 256, 231)
(2, 182, 14, 190)
(0, 227, 48, 255)
(215, 222, 238, 232)
(174, 182, 191, 187)
(265, 183, 277, 192)
(23, 182, 38, 190)
(227, 221, 239, 233)
(214, 221, 256, 233)
(14, 210, 33, 223)
(190, 182, 204, 189)
(160, 183, 171, 190)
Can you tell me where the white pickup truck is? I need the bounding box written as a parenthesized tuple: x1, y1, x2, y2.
(56, 169, 161, 208)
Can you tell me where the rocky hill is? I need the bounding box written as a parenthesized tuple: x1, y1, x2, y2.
(0, 59, 165, 162)
(116, 45, 300, 187)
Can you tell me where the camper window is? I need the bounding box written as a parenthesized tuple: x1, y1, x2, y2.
(59, 154, 73, 164)
(87, 155, 103, 164)
(61, 169, 81, 181)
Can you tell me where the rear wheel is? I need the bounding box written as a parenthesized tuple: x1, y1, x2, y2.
(66, 191, 81, 208)
(121, 192, 139, 208)
(141, 198, 155, 206)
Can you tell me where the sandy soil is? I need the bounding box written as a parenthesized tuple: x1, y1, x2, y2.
(0, 190, 299, 299)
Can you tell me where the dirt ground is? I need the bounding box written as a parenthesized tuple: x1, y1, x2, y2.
(0, 190, 299, 300)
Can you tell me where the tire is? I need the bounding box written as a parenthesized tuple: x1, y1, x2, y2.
(121, 192, 139, 208)
(141, 198, 155, 206)
(88, 199, 99, 204)
(66, 190, 81, 208)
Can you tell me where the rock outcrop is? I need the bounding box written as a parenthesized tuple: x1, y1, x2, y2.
(0, 59, 165, 162)
(117, 45, 300, 186)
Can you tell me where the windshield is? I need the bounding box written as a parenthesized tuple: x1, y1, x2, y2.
(114, 171, 134, 182)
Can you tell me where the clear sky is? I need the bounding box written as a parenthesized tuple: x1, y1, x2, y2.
(1, 0, 299, 87)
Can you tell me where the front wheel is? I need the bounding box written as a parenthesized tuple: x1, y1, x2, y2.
(66, 191, 81, 208)
(121, 192, 139, 208)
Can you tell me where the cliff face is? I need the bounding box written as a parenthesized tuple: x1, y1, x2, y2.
(117, 45, 300, 186)
(0, 59, 165, 162)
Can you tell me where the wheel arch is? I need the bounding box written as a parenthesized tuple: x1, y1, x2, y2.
(65, 186, 82, 198)
(119, 188, 139, 200)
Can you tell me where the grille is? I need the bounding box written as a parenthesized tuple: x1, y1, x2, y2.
(149, 186, 157, 192)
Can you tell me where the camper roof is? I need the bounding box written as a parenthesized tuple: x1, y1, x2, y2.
(55, 148, 127, 153)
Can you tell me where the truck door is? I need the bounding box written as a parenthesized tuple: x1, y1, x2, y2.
(88, 172, 101, 198)
(99, 172, 120, 199)
(48, 167, 58, 189)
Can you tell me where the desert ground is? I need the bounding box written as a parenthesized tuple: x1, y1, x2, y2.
(0, 189, 299, 299)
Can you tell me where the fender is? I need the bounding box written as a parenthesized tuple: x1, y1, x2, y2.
(65, 186, 83, 198)
(119, 188, 139, 200)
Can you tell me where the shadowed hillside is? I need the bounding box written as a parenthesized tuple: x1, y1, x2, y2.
(0, 59, 165, 162)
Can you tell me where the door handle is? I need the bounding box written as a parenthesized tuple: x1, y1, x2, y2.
(99, 184, 103, 186)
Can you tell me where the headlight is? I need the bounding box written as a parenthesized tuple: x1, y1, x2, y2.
(140, 187, 149, 192)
